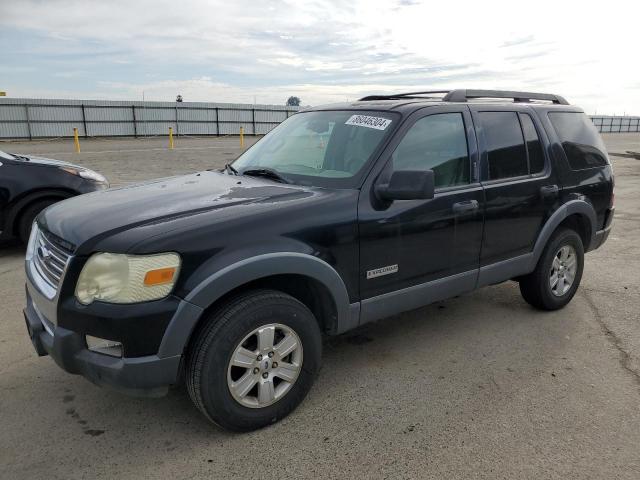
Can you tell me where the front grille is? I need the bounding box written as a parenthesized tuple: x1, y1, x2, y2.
(33, 229, 73, 292)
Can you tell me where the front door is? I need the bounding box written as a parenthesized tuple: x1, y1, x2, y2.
(358, 106, 484, 323)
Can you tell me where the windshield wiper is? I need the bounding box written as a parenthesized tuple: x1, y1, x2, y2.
(242, 167, 290, 184)
(223, 163, 239, 175)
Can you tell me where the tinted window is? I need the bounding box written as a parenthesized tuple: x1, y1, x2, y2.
(393, 113, 470, 188)
(520, 114, 545, 174)
(548, 112, 608, 170)
(480, 112, 528, 180)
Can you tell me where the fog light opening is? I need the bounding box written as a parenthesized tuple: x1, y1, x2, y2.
(85, 335, 123, 358)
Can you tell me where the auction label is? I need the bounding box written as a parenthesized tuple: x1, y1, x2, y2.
(345, 115, 392, 130)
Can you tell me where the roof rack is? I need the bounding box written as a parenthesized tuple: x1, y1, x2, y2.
(443, 89, 569, 105)
(359, 89, 569, 105)
(359, 91, 450, 101)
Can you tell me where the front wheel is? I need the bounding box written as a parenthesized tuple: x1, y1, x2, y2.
(519, 228, 584, 310)
(186, 290, 322, 431)
(18, 199, 58, 244)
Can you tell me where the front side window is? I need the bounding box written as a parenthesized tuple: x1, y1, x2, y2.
(480, 112, 528, 180)
(392, 113, 470, 188)
(548, 112, 608, 170)
(232, 110, 398, 188)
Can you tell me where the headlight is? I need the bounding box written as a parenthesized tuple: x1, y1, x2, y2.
(78, 169, 107, 183)
(60, 166, 107, 183)
(75, 252, 181, 305)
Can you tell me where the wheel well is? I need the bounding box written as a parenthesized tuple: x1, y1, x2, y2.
(189, 274, 338, 349)
(10, 191, 73, 235)
(557, 213, 592, 249)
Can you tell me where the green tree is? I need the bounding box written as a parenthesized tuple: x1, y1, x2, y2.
(286, 96, 301, 106)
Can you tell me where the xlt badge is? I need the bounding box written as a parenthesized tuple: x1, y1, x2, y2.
(366, 264, 398, 279)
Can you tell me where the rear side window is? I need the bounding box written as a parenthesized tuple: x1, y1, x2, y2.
(392, 113, 470, 188)
(548, 112, 608, 170)
(520, 113, 545, 174)
(480, 112, 528, 180)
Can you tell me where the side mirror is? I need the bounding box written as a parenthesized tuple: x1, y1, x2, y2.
(375, 169, 435, 201)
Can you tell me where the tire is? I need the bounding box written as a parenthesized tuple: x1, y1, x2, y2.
(18, 199, 58, 244)
(519, 228, 584, 310)
(186, 289, 322, 432)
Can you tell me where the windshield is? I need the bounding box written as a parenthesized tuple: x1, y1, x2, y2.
(232, 110, 398, 188)
(0, 150, 16, 160)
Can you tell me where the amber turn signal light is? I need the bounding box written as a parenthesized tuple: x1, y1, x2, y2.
(144, 267, 176, 286)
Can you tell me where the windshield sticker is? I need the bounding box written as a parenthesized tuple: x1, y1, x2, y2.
(345, 115, 392, 130)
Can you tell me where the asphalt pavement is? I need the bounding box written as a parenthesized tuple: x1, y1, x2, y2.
(1, 134, 638, 479)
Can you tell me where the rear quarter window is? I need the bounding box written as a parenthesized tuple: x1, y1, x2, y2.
(548, 112, 608, 170)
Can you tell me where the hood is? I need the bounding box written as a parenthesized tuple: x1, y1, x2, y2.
(39, 171, 314, 248)
(12, 153, 80, 168)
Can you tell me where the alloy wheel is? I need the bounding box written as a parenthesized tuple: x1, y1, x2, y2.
(549, 245, 577, 297)
(227, 323, 303, 408)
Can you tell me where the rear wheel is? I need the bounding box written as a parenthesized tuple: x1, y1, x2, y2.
(18, 199, 59, 243)
(186, 290, 322, 431)
(519, 228, 584, 310)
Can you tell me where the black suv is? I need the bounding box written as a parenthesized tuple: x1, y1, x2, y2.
(23, 89, 614, 431)
(1, 150, 108, 243)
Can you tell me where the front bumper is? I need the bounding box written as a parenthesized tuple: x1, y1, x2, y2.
(24, 288, 182, 397)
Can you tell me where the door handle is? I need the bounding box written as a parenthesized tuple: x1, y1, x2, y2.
(540, 184, 559, 199)
(452, 200, 479, 214)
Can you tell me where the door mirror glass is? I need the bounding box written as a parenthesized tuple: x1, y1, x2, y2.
(375, 169, 435, 201)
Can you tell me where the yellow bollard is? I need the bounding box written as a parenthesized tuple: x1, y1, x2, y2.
(240, 126, 244, 149)
(73, 127, 81, 153)
(169, 127, 174, 149)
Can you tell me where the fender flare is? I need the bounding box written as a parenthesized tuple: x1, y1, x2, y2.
(157, 252, 355, 358)
(529, 199, 597, 269)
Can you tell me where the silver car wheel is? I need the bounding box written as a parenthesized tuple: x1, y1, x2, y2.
(227, 323, 303, 409)
(549, 245, 577, 297)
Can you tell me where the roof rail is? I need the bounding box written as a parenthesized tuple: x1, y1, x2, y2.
(358, 91, 450, 101)
(443, 89, 569, 105)
(358, 89, 569, 105)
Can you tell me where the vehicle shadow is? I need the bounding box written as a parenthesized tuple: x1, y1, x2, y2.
(55, 283, 557, 438)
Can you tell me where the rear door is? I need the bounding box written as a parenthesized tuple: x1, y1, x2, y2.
(358, 105, 484, 313)
(470, 106, 558, 269)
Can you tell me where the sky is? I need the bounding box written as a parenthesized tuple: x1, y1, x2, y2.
(0, 0, 638, 114)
